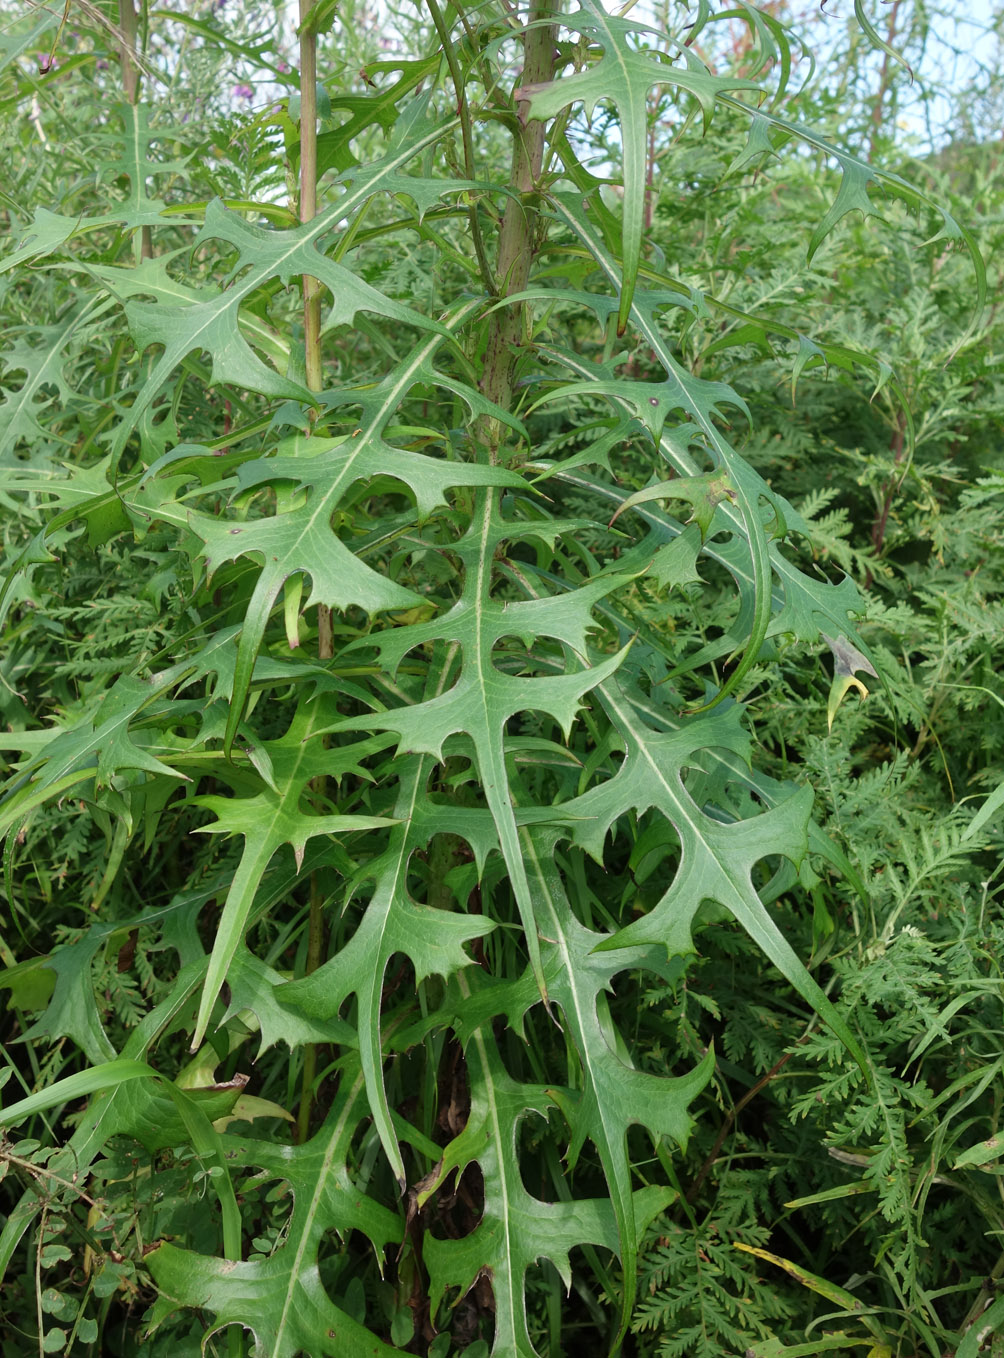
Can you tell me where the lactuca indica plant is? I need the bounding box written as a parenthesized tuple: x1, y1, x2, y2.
(0, 0, 982, 1353)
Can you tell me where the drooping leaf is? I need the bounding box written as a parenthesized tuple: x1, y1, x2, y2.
(822, 631, 879, 731)
(146, 1057, 403, 1358)
(564, 683, 865, 1068)
(713, 92, 987, 345)
(535, 203, 873, 699)
(188, 699, 397, 1049)
(533, 205, 775, 707)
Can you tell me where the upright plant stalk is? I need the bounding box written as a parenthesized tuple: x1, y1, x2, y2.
(478, 0, 556, 449)
(298, 0, 323, 398)
(298, 1, 334, 659)
(465, 3, 557, 1003)
(117, 0, 140, 104)
(867, 0, 903, 163)
(118, 0, 152, 262)
(296, 0, 331, 1144)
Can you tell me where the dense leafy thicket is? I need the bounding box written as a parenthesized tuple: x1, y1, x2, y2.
(1, 1, 1002, 1356)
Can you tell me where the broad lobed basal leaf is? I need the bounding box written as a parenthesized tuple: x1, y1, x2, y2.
(146, 1057, 403, 1358)
(280, 749, 498, 1188)
(421, 996, 679, 1358)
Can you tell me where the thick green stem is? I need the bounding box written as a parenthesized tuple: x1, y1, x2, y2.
(117, 0, 140, 102)
(461, 5, 556, 1009)
(478, 1, 556, 459)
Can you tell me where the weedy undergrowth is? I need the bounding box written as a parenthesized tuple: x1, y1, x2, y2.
(0, 1, 993, 1355)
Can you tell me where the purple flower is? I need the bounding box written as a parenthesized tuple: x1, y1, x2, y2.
(233, 83, 254, 100)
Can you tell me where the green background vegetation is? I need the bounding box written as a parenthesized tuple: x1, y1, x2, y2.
(0, 0, 1002, 1354)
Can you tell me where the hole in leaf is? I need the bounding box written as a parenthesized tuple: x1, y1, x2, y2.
(411, 832, 478, 909)
(490, 635, 538, 678)
(436, 1265, 494, 1350)
(315, 1234, 371, 1326)
(517, 1107, 564, 1202)
(496, 1009, 567, 1090)
(425, 1160, 485, 1245)
(381, 951, 416, 1009)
